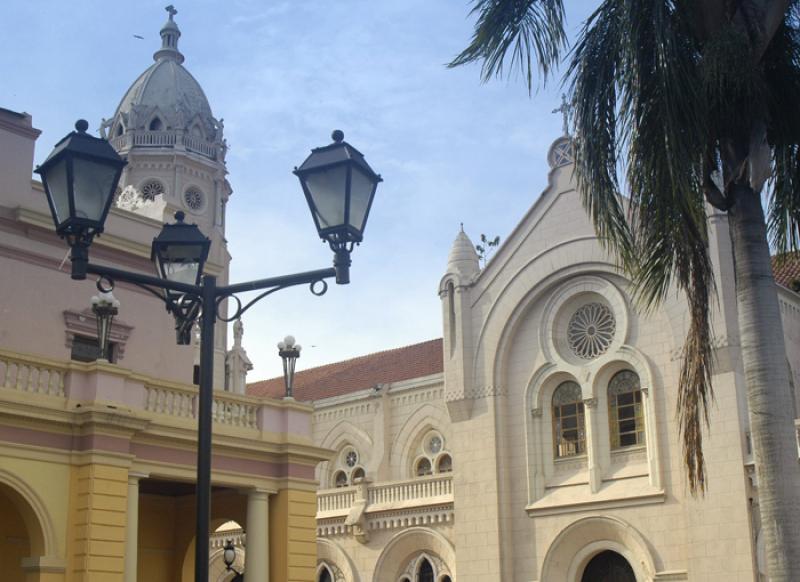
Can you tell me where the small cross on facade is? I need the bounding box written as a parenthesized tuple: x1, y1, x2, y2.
(166, 4, 178, 19)
(552, 93, 572, 137)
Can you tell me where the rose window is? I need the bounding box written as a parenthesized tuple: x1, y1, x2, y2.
(345, 450, 358, 468)
(428, 435, 442, 454)
(567, 302, 615, 359)
(184, 188, 204, 211)
(141, 180, 164, 201)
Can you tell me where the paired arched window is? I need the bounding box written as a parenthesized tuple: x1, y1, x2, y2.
(331, 445, 366, 488)
(552, 381, 586, 458)
(550, 371, 645, 459)
(608, 370, 645, 448)
(412, 430, 453, 478)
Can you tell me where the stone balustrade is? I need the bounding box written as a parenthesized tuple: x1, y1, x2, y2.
(0, 348, 307, 438)
(0, 349, 66, 397)
(317, 474, 453, 518)
(143, 383, 258, 429)
(111, 130, 217, 159)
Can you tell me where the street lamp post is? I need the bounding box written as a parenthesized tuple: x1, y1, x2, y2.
(222, 539, 244, 581)
(36, 121, 382, 582)
(277, 335, 301, 399)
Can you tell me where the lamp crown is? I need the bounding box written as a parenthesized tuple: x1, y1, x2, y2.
(174, 210, 186, 223)
(331, 129, 344, 143)
(75, 119, 89, 133)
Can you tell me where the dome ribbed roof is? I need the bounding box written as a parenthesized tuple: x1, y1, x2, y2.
(108, 7, 218, 137)
(113, 59, 214, 127)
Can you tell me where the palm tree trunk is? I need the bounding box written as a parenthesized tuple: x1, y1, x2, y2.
(728, 183, 800, 581)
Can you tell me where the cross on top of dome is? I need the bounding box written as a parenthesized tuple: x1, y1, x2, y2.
(154, 4, 184, 64)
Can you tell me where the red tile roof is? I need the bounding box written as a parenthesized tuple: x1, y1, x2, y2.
(773, 252, 800, 292)
(247, 338, 443, 402)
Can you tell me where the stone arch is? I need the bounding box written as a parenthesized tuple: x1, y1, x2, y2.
(540, 515, 657, 582)
(394, 403, 451, 478)
(319, 421, 374, 488)
(479, 238, 615, 387)
(0, 469, 56, 557)
(372, 527, 455, 582)
(317, 538, 357, 582)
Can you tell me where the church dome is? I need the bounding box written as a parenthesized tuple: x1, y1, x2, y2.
(103, 6, 224, 160)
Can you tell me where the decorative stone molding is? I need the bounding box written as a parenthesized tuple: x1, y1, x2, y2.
(582, 397, 598, 408)
(531, 407, 543, 417)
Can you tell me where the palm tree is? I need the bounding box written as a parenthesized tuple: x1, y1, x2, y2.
(450, 1, 800, 579)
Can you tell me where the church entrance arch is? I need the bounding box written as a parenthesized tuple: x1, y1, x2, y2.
(580, 550, 636, 582)
(540, 516, 656, 581)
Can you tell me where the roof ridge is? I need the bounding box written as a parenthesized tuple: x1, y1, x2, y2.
(247, 337, 443, 389)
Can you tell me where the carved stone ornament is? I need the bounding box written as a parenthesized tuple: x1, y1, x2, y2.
(567, 302, 616, 360)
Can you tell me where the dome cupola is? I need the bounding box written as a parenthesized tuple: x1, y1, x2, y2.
(101, 5, 225, 162)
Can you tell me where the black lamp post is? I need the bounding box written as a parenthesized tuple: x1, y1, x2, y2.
(222, 539, 244, 581)
(36, 121, 381, 582)
(277, 335, 301, 399)
(91, 291, 120, 361)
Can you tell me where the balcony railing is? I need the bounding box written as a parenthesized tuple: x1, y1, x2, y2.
(317, 474, 453, 519)
(0, 348, 303, 436)
(111, 130, 217, 159)
(0, 349, 66, 397)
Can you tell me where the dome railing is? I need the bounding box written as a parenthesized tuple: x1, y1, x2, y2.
(111, 129, 217, 159)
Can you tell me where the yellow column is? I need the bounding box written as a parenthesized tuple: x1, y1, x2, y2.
(69, 463, 128, 582)
(124, 473, 147, 582)
(246, 489, 270, 581)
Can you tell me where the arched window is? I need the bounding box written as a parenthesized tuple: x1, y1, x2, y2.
(149, 117, 163, 131)
(412, 430, 452, 478)
(416, 458, 433, 477)
(552, 381, 586, 458)
(418, 558, 434, 582)
(329, 445, 365, 487)
(440, 577, 452, 582)
(608, 370, 645, 448)
(317, 565, 332, 582)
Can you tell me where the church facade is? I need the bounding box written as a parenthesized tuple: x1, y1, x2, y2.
(250, 138, 800, 581)
(0, 9, 325, 582)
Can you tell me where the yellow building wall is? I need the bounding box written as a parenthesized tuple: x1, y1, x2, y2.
(138, 495, 178, 582)
(67, 463, 128, 582)
(270, 489, 317, 582)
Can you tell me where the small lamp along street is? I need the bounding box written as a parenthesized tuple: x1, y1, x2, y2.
(35, 120, 382, 582)
(278, 335, 301, 399)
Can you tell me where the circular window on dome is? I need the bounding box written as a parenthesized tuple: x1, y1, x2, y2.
(183, 188, 205, 212)
(567, 302, 616, 360)
(140, 179, 164, 201)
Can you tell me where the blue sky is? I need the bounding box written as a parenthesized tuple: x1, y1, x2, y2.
(2, 1, 595, 380)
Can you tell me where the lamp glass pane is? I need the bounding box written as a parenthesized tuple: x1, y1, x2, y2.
(45, 158, 71, 225)
(348, 166, 375, 234)
(304, 165, 347, 229)
(162, 260, 200, 285)
(72, 157, 118, 222)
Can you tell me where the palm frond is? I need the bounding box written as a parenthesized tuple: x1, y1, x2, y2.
(570, 0, 715, 493)
(448, 0, 567, 90)
(765, 10, 800, 252)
